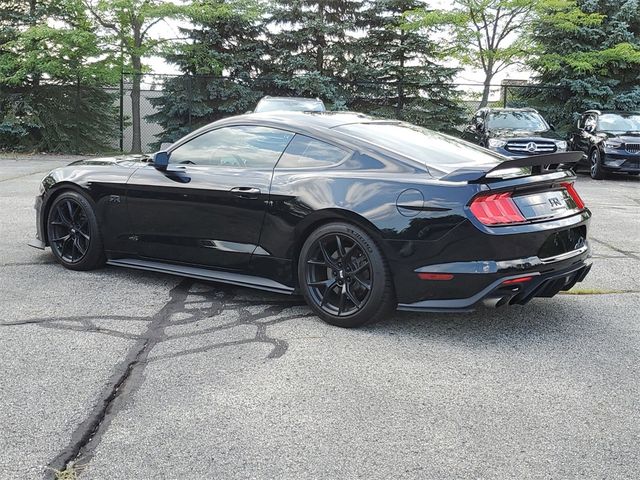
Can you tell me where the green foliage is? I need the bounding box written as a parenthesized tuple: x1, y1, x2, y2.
(351, 0, 464, 132)
(264, 0, 361, 103)
(527, 0, 640, 130)
(405, 0, 538, 107)
(0, 0, 119, 152)
(147, 0, 266, 146)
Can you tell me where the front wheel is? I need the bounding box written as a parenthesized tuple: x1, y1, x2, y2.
(47, 191, 105, 271)
(298, 222, 395, 328)
(589, 149, 606, 180)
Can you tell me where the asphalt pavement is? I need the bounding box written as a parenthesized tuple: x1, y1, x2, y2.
(0, 154, 638, 479)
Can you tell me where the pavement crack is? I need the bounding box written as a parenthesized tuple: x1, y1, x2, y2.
(590, 237, 640, 261)
(44, 279, 193, 479)
(41, 279, 312, 479)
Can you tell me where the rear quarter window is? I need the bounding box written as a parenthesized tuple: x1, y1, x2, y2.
(276, 134, 351, 168)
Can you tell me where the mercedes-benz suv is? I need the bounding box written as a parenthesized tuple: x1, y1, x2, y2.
(461, 107, 567, 157)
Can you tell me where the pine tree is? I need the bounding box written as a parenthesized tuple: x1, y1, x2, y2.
(527, 0, 640, 130)
(148, 0, 266, 146)
(352, 0, 464, 132)
(264, 0, 361, 105)
(0, 0, 120, 152)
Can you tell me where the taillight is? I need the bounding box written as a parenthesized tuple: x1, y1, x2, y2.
(469, 192, 525, 225)
(561, 182, 585, 210)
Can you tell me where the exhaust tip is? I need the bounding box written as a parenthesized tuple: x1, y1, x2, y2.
(483, 296, 511, 308)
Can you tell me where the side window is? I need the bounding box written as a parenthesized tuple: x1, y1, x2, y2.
(276, 134, 351, 169)
(169, 126, 294, 168)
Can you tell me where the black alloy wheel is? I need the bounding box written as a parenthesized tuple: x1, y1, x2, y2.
(47, 191, 105, 270)
(299, 222, 395, 327)
(590, 148, 606, 180)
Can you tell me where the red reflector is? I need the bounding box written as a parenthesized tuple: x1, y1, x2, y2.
(502, 276, 534, 285)
(561, 182, 585, 210)
(469, 192, 525, 225)
(418, 273, 454, 281)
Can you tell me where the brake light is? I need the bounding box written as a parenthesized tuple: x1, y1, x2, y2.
(561, 182, 585, 210)
(469, 192, 525, 225)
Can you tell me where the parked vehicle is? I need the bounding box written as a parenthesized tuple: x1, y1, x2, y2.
(254, 96, 325, 113)
(568, 110, 640, 180)
(461, 107, 567, 157)
(29, 111, 591, 328)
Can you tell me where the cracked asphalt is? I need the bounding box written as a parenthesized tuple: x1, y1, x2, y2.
(1, 155, 639, 480)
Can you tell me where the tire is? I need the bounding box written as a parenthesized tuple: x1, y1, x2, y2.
(46, 190, 105, 271)
(298, 222, 396, 328)
(589, 149, 606, 180)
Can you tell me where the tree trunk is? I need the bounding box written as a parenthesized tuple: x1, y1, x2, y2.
(130, 23, 143, 154)
(479, 70, 494, 109)
(130, 72, 142, 153)
(397, 33, 405, 119)
(315, 3, 324, 74)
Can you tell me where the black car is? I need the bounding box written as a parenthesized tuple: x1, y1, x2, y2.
(568, 110, 640, 179)
(29, 112, 592, 328)
(462, 108, 567, 157)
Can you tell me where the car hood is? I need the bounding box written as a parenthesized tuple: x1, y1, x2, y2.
(487, 129, 562, 140)
(597, 131, 640, 142)
(68, 154, 151, 167)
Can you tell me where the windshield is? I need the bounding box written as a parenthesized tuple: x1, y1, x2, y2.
(334, 122, 502, 176)
(597, 114, 640, 132)
(486, 111, 548, 131)
(255, 98, 325, 113)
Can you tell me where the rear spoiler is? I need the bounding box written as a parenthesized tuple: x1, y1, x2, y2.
(440, 152, 583, 183)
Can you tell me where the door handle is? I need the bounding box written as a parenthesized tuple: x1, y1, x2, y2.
(230, 186, 261, 198)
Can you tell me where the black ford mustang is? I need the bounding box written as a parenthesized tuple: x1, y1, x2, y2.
(29, 112, 592, 327)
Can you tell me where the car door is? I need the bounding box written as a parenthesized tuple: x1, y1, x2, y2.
(125, 125, 294, 271)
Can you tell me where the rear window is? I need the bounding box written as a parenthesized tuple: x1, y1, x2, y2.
(334, 123, 501, 175)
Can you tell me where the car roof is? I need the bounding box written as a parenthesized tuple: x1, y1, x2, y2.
(201, 111, 392, 135)
(482, 107, 539, 113)
(584, 110, 640, 115)
(257, 96, 323, 102)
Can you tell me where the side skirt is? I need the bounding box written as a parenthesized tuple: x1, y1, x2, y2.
(106, 258, 295, 295)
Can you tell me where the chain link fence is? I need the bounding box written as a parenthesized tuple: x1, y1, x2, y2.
(0, 73, 566, 154)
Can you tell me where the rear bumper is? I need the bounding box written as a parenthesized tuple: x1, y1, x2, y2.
(397, 246, 591, 312)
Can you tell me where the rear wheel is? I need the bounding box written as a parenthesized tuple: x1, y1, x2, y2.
(589, 149, 606, 180)
(47, 191, 105, 271)
(298, 222, 395, 328)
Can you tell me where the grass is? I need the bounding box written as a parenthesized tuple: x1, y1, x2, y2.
(561, 288, 637, 295)
(48, 461, 87, 480)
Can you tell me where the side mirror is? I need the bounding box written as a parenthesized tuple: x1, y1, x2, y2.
(475, 122, 484, 132)
(549, 123, 556, 131)
(585, 124, 595, 133)
(153, 151, 169, 171)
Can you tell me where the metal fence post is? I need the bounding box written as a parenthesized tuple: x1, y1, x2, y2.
(75, 76, 80, 155)
(187, 75, 192, 130)
(119, 73, 124, 152)
(503, 85, 508, 108)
